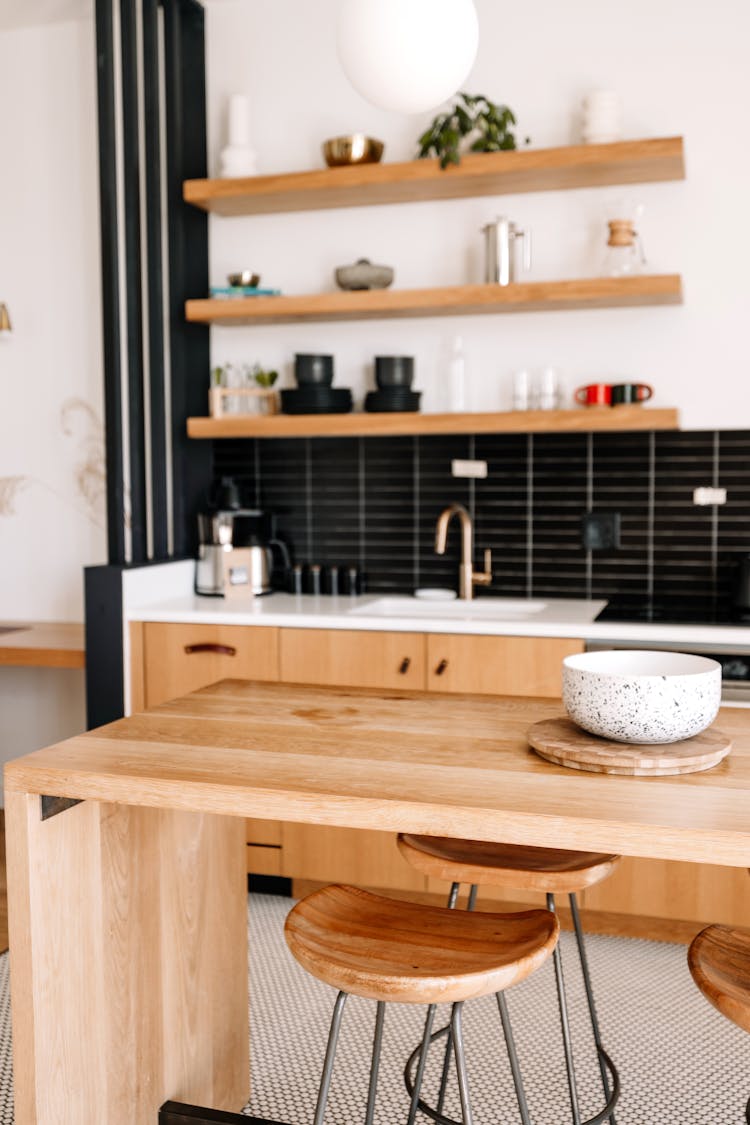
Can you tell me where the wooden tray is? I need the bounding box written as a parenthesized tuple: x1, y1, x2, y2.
(528, 717, 732, 776)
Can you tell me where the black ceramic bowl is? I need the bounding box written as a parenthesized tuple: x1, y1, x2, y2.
(295, 353, 334, 386)
(375, 355, 414, 389)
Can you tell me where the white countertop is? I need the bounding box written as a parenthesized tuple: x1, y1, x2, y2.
(127, 589, 750, 647)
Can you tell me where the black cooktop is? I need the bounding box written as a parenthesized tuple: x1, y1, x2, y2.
(595, 602, 750, 627)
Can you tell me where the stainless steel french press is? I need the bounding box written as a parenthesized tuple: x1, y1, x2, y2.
(481, 216, 531, 285)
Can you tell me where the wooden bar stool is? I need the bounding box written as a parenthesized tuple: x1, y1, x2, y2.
(285, 884, 559, 1125)
(688, 924, 750, 1123)
(397, 835, 621, 1125)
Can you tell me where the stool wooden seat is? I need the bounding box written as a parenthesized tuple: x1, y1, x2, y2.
(688, 924, 750, 1034)
(285, 883, 559, 1005)
(397, 834, 620, 893)
(285, 884, 559, 1125)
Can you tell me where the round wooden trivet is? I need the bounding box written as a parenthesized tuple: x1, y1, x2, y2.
(527, 717, 732, 776)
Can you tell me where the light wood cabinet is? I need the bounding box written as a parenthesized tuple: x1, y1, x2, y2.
(279, 628, 426, 690)
(140, 621, 279, 709)
(282, 825, 427, 893)
(426, 634, 585, 697)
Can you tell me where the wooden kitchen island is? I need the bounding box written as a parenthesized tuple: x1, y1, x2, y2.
(6, 679, 750, 1125)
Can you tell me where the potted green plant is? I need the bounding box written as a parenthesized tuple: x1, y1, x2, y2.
(417, 92, 529, 170)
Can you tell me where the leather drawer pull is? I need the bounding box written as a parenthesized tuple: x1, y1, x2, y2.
(183, 643, 237, 657)
(399, 657, 411, 674)
(435, 659, 449, 676)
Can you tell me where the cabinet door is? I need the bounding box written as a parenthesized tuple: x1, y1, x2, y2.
(426, 634, 584, 697)
(583, 857, 750, 931)
(279, 628, 426, 690)
(281, 824, 427, 893)
(142, 622, 279, 708)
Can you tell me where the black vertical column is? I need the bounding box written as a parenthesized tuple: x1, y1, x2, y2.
(143, 0, 169, 558)
(163, 0, 211, 559)
(119, 0, 149, 563)
(95, 0, 127, 565)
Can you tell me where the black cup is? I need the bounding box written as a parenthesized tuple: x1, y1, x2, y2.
(610, 382, 653, 405)
(375, 355, 414, 389)
(295, 353, 334, 386)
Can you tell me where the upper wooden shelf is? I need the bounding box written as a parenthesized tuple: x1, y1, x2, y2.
(187, 406, 680, 440)
(186, 275, 683, 327)
(183, 137, 685, 216)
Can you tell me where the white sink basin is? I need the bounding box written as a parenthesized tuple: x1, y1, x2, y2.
(349, 596, 549, 621)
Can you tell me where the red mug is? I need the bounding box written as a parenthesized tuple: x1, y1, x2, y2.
(574, 383, 611, 406)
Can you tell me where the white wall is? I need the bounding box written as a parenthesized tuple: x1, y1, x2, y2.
(0, 15, 104, 790)
(203, 0, 750, 429)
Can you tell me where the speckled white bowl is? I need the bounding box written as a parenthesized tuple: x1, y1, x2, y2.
(562, 650, 721, 744)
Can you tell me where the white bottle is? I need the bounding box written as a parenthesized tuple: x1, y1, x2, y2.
(512, 368, 531, 411)
(219, 94, 258, 178)
(538, 366, 559, 410)
(449, 336, 466, 412)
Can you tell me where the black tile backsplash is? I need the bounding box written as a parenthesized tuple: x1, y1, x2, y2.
(212, 428, 750, 617)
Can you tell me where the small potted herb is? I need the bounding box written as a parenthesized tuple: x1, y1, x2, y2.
(417, 92, 529, 170)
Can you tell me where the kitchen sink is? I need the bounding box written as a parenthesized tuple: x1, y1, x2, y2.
(348, 596, 549, 621)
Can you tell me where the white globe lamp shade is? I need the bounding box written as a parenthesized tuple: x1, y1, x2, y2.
(336, 0, 479, 115)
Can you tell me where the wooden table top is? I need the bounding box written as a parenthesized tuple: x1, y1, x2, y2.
(0, 622, 85, 669)
(6, 679, 750, 866)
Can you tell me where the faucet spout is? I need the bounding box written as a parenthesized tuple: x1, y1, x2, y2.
(434, 503, 492, 600)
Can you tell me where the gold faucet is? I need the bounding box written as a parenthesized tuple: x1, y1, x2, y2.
(434, 503, 492, 600)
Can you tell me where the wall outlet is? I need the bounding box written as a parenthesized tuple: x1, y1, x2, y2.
(582, 511, 621, 551)
(693, 487, 727, 505)
(451, 459, 488, 479)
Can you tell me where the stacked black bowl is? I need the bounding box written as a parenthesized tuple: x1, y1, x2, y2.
(365, 356, 420, 412)
(280, 354, 353, 414)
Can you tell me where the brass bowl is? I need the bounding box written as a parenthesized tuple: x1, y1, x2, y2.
(322, 134, 384, 168)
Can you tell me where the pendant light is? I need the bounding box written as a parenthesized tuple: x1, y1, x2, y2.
(336, 0, 479, 115)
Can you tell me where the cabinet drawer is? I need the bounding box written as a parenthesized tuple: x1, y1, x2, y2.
(279, 628, 426, 690)
(143, 622, 279, 708)
(426, 634, 584, 697)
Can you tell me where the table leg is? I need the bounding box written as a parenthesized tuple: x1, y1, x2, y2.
(5, 790, 249, 1124)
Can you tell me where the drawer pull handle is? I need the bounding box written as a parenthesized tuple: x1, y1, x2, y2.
(183, 643, 237, 657)
(399, 657, 411, 674)
(435, 659, 449, 676)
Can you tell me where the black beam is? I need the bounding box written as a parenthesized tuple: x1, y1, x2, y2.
(120, 0, 149, 563)
(143, 0, 170, 559)
(84, 564, 124, 727)
(159, 1102, 290, 1125)
(163, 0, 211, 559)
(94, 0, 126, 565)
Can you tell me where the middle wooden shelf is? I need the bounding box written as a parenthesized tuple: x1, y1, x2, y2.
(185, 274, 683, 327)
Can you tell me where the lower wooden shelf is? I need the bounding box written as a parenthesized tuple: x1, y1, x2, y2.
(185, 274, 683, 326)
(187, 405, 679, 440)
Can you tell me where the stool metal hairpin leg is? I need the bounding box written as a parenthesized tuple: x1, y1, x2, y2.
(435, 886, 478, 1115)
(314, 991, 348, 1125)
(406, 883, 461, 1125)
(496, 991, 532, 1125)
(569, 893, 619, 1125)
(547, 893, 582, 1125)
(365, 1002, 386, 1125)
(451, 1002, 474, 1125)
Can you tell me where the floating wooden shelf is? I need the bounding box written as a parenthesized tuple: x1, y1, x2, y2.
(187, 406, 680, 440)
(186, 275, 683, 327)
(184, 137, 685, 216)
